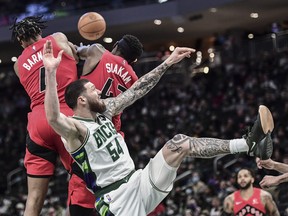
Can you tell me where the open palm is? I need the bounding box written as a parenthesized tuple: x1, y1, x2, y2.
(42, 40, 63, 72)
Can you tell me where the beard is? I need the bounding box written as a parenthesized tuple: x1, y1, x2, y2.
(238, 180, 252, 190)
(87, 97, 106, 113)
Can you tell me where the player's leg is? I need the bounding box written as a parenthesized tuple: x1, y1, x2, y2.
(162, 135, 231, 167)
(163, 104, 274, 168)
(24, 176, 50, 216)
(142, 105, 274, 213)
(23, 134, 57, 216)
(140, 149, 177, 214)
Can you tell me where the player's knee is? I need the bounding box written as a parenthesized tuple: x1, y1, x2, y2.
(170, 134, 191, 156)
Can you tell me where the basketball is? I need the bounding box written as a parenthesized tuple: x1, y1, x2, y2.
(78, 12, 106, 41)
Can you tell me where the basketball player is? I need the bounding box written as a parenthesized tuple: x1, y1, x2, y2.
(223, 168, 279, 216)
(10, 16, 96, 216)
(43, 40, 274, 216)
(256, 158, 288, 188)
(78, 34, 143, 137)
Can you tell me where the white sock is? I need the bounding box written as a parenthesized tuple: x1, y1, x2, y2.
(229, 138, 249, 154)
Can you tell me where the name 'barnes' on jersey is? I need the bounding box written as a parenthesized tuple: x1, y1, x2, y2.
(22, 49, 43, 71)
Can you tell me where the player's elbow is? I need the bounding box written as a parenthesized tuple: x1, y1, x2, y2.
(46, 111, 60, 127)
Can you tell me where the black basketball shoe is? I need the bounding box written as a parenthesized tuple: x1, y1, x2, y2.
(244, 105, 274, 160)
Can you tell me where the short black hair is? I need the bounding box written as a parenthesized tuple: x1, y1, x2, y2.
(116, 34, 143, 64)
(10, 15, 47, 42)
(65, 79, 90, 109)
(236, 168, 255, 180)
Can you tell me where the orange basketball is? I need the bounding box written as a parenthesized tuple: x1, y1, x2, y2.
(78, 12, 106, 41)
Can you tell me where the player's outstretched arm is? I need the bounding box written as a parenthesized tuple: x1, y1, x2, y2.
(260, 173, 288, 188)
(104, 47, 195, 117)
(257, 157, 288, 173)
(43, 40, 86, 152)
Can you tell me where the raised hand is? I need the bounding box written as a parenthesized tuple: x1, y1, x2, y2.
(164, 47, 195, 66)
(42, 40, 63, 72)
(256, 158, 275, 170)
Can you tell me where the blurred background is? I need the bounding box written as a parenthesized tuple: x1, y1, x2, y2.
(0, 0, 288, 215)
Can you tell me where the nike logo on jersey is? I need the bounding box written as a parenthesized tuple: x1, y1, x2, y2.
(235, 201, 242, 205)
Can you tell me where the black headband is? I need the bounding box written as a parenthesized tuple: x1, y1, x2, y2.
(118, 38, 130, 52)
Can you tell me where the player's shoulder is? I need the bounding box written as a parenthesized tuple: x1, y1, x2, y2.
(259, 188, 275, 206)
(260, 188, 272, 197)
(93, 43, 105, 49)
(52, 32, 68, 42)
(89, 43, 106, 54)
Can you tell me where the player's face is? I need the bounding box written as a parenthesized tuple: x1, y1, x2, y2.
(237, 169, 254, 190)
(84, 82, 106, 113)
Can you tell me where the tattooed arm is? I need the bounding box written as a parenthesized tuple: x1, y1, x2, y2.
(103, 47, 195, 118)
(262, 190, 280, 216)
(223, 194, 234, 215)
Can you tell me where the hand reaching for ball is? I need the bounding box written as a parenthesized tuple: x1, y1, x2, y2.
(42, 40, 63, 73)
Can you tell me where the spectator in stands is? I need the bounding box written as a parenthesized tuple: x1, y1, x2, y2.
(209, 196, 222, 216)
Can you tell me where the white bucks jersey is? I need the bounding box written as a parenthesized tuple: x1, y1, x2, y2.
(70, 114, 135, 193)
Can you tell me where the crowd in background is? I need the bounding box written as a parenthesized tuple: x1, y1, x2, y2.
(0, 32, 288, 215)
(0, 0, 164, 27)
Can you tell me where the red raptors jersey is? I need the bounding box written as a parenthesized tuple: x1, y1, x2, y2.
(234, 188, 266, 216)
(17, 35, 78, 109)
(81, 50, 138, 135)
